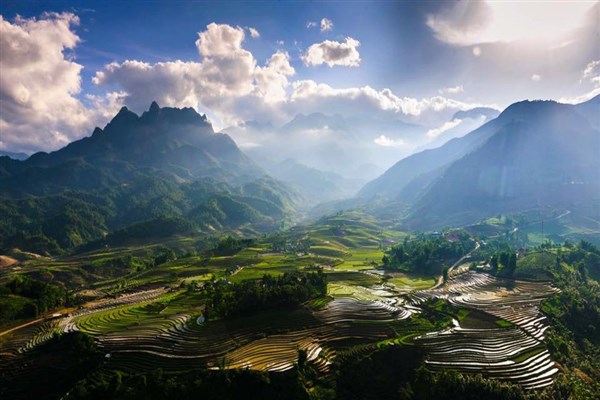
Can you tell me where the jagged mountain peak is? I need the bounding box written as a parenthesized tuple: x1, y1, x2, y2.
(1, 102, 266, 196)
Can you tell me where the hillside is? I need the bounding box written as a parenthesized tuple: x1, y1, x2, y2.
(266, 159, 364, 203)
(405, 100, 600, 228)
(358, 96, 600, 230)
(1, 102, 264, 197)
(0, 103, 300, 254)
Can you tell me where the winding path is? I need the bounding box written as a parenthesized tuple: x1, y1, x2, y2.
(431, 241, 480, 290)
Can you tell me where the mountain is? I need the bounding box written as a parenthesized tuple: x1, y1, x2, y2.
(359, 97, 600, 229)
(452, 107, 500, 121)
(224, 112, 427, 177)
(405, 99, 600, 228)
(267, 159, 364, 203)
(1, 102, 264, 197)
(0, 102, 300, 253)
(415, 107, 502, 152)
(358, 116, 502, 200)
(0, 151, 29, 160)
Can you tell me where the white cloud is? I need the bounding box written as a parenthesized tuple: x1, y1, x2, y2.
(438, 85, 464, 95)
(248, 27, 260, 38)
(373, 135, 405, 148)
(302, 37, 361, 67)
(276, 40, 284, 46)
(426, 118, 463, 138)
(427, 0, 594, 46)
(254, 51, 295, 103)
(306, 21, 317, 29)
(560, 60, 600, 104)
(0, 15, 488, 154)
(531, 74, 541, 82)
(288, 80, 485, 125)
(320, 18, 333, 32)
(0, 13, 119, 153)
(93, 24, 297, 128)
(582, 60, 600, 86)
(559, 87, 600, 105)
(195, 22, 247, 57)
(89, 23, 487, 143)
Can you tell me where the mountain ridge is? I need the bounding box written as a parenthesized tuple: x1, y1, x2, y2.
(358, 97, 600, 229)
(0, 102, 300, 253)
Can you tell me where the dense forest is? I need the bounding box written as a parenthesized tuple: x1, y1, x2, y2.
(202, 271, 327, 319)
(382, 232, 472, 274)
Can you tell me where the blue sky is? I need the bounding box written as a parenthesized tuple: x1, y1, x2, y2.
(1, 1, 599, 153)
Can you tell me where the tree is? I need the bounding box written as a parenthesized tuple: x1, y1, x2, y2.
(490, 254, 499, 273)
(506, 253, 517, 277)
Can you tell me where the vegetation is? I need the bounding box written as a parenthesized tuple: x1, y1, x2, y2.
(1, 210, 599, 400)
(538, 242, 600, 396)
(382, 231, 472, 274)
(1, 275, 70, 319)
(203, 271, 327, 319)
(66, 368, 308, 400)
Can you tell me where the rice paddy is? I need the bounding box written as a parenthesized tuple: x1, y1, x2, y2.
(412, 271, 560, 390)
(0, 215, 563, 392)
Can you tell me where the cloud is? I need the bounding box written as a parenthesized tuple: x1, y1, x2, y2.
(426, 118, 463, 138)
(531, 74, 541, 82)
(0, 13, 120, 153)
(93, 23, 487, 139)
(582, 60, 600, 86)
(427, 0, 594, 46)
(373, 135, 405, 148)
(288, 80, 485, 125)
(472, 46, 482, 56)
(306, 21, 317, 29)
(1, 15, 490, 154)
(93, 24, 298, 128)
(302, 37, 361, 67)
(560, 60, 600, 104)
(438, 85, 464, 95)
(254, 51, 295, 103)
(248, 27, 260, 38)
(559, 87, 600, 105)
(320, 18, 333, 32)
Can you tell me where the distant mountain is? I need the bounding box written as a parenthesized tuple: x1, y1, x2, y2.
(267, 159, 364, 203)
(358, 115, 502, 200)
(0, 102, 300, 253)
(415, 107, 502, 152)
(359, 97, 600, 229)
(224, 112, 427, 177)
(281, 112, 353, 134)
(0, 151, 29, 160)
(452, 107, 500, 121)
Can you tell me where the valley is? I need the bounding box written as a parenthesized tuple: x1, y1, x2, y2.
(2, 210, 598, 399)
(0, 65, 598, 400)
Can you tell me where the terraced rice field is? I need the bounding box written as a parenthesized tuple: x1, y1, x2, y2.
(1, 267, 560, 391)
(413, 271, 560, 390)
(93, 296, 406, 374)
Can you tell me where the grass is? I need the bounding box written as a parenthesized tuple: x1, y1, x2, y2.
(387, 274, 436, 291)
(495, 319, 513, 328)
(512, 346, 545, 363)
(326, 271, 381, 286)
(307, 296, 332, 310)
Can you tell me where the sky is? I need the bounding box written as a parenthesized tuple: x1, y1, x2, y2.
(0, 0, 599, 154)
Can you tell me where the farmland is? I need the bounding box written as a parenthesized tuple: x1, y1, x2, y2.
(0, 214, 598, 399)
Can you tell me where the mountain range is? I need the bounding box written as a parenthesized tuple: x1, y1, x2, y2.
(0, 103, 300, 253)
(359, 95, 600, 230)
(1, 96, 597, 253)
